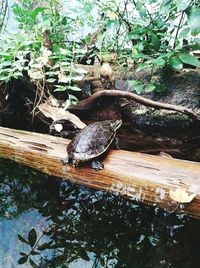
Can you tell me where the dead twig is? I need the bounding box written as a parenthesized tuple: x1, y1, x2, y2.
(38, 102, 86, 129)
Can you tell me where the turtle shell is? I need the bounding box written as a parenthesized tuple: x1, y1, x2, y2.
(67, 120, 122, 161)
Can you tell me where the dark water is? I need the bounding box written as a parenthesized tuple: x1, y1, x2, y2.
(0, 159, 200, 268)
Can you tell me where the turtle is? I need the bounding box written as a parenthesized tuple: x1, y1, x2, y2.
(62, 119, 122, 170)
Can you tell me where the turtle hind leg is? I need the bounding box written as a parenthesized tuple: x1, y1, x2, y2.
(110, 137, 120, 150)
(91, 160, 104, 171)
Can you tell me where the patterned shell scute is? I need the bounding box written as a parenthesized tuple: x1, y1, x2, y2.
(67, 120, 118, 161)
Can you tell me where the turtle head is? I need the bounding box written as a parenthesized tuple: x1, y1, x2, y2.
(110, 119, 122, 130)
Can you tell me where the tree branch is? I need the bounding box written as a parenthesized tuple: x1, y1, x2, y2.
(71, 89, 199, 121)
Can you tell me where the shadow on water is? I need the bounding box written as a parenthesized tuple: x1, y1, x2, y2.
(0, 159, 200, 268)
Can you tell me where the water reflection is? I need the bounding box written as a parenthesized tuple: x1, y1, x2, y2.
(0, 159, 200, 268)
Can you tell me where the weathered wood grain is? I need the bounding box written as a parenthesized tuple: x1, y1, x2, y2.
(0, 126, 200, 218)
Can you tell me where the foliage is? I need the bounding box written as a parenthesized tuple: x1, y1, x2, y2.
(0, 0, 200, 99)
(0, 0, 8, 33)
(93, 0, 200, 93)
(0, 0, 87, 107)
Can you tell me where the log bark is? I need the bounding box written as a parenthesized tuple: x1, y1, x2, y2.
(0, 126, 200, 218)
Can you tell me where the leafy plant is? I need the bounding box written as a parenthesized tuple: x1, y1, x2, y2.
(0, 0, 8, 32)
(1, 0, 200, 98)
(18, 228, 45, 267)
(0, 0, 87, 107)
(90, 0, 200, 93)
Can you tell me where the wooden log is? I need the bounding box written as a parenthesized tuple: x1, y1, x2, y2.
(0, 126, 200, 218)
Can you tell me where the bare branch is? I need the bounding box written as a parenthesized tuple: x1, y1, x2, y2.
(72, 89, 198, 121)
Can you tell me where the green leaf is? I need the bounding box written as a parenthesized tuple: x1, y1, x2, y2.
(45, 71, 58, 76)
(157, 51, 174, 59)
(135, 84, 144, 94)
(18, 234, 29, 244)
(175, 0, 191, 11)
(28, 228, 37, 247)
(68, 94, 78, 102)
(30, 63, 43, 69)
(105, 19, 118, 28)
(0, 52, 11, 57)
(151, 33, 160, 51)
(145, 83, 166, 93)
(136, 42, 144, 51)
(145, 83, 156, 93)
(68, 85, 81, 91)
(54, 85, 66, 92)
(169, 56, 183, 70)
(32, 7, 47, 14)
(136, 63, 150, 72)
(128, 32, 140, 40)
(0, 61, 12, 68)
(154, 83, 167, 92)
(160, 0, 171, 14)
(185, 44, 200, 50)
(179, 27, 190, 38)
(0, 75, 11, 82)
(18, 255, 28, 265)
(188, 8, 200, 36)
(136, 4, 147, 17)
(179, 52, 200, 67)
(65, 99, 71, 108)
(132, 49, 151, 60)
(46, 78, 56, 83)
(13, 72, 23, 78)
(127, 80, 144, 94)
(153, 58, 165, 66)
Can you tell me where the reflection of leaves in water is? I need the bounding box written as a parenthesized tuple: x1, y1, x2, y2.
(18, 255, 28, 265)
(18, 234, 29, 244)
(28, 228, 37, 247)
(1, 159, 200, 267)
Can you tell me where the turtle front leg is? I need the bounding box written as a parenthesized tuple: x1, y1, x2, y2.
(61, 156, 79, 168)
(91, 160, 104, 170)
(61, 156, 70, 165)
